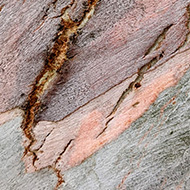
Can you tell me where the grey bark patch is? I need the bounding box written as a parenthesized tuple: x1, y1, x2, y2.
(0, 116, 57, 190)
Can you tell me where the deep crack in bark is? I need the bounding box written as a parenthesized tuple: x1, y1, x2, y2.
(54, 139, 74, 166)
(105, 5, 190, 128)
(20, 1, 190, 188)
(107, 56, 159, 117)
(33, 128, 54, 152)
(96, 116, 114, 138)
(143, 24, 173, 57)
(53, 139, 74, 190)
(21, 0, 100, 188)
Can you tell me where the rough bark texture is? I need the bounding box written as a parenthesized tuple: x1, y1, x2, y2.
(0, 0, 190, 189)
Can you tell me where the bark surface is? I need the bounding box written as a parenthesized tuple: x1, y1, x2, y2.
(0, 0, 190, 189)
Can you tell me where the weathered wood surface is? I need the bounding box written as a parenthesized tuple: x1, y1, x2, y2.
(0, 0, 190, 189)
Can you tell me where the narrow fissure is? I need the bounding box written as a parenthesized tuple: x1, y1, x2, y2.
(102, 5, 190, 134)
(20, 1, 190, 188)
(21, 0, 100, 188)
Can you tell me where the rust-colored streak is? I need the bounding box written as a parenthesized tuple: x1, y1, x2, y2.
(24, 45, 190, 175)
(21, 1, 190, 186)
(0, 4, 5, 12)
(117, 170, 133, 190)
(21, 0, 100, 187)
(54, 168, 64, 190)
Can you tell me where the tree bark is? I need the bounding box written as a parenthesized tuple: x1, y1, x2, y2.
(0, 0, 190, 189)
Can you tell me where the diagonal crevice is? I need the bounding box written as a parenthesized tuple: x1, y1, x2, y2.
(96, 116, 114, 138)
(21, 0, 100, 188)
(106, 23, 173, 118)
(98, 4, 190, 136)
(22, 0, 100, 159)
(143, 24, 173, 57)
(107, 56, 161, 118)
(19, 1, 190, 187)
(52, 138, 74, 189)
(54, 139, 74, 166)
(32, 128, 55, 152)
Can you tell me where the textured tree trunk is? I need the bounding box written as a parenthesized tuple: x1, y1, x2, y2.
(0, 0, 190, 189)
